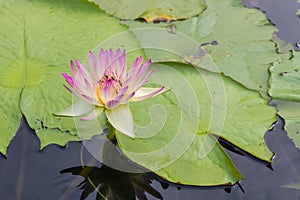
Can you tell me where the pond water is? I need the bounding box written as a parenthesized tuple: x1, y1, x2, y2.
(1, 0, 300, 199)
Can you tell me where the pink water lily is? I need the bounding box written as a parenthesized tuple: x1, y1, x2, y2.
(56, 49, 167, 138)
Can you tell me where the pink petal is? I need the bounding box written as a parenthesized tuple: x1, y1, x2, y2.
(100, 86, 112, 103)
(125, 59, 153, 93)
(120, 50, 126, 78)
(88, 51, 97, 78)
(123, 76, 132, 87)
(107, 85, 128, 104)
(118, 85, 128, 96)
(106, 99, 121, 109)
(63, 84, 75, 95)
(63, 73, 89, 95)
(131, 56, 143, 70)
(107, 49, 125, 77)
(105, 86, 127, 108)
(97, 49, 109, 77)
(130, 86, 168, 102)
(114, 93, 125, 102)
(64, 84, 92, 103)
(70, 60, 77, 75)
(84, 78, 94, 93)
(123, 91, 135, 103)
(136, 59, 152, 79)
(63, 85, 101, 107)
(126, 56, 142, 79)
(132, 69, 154, 92)
(62, 73, 74, 87)
(130, 59, 152, 84)
(116, 49, 126, 77)
(76, 60, 92, 82)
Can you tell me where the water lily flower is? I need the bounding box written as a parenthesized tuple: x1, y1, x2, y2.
(56, 49, 167, 138)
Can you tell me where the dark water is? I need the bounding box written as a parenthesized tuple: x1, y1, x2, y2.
(242, 0, 300, 50)
(1, 0, 300, 199)
(1, 116, 299, 200)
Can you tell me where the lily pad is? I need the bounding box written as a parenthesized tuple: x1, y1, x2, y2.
(0, 0, 139, 153)
(123, 0, 287, 95)
(272, 33, 294, 54)
(88, 0, 207, 22)
(116, 62, 276, 186)
(0, 88, 22, 155)
(269, 52, 300, 149)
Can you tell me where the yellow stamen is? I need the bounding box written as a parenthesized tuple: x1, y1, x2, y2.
(95, 84, 105, 105)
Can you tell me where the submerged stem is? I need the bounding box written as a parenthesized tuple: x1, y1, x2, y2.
(107, 122, 116, 141)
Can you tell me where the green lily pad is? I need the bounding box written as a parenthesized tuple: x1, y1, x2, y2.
(116, 62, 276, 186)
(272, 33, 294, 54)
(269, 52, 300, 149)
(0, 0, 279, 186)
(269, 55, 300, 102)
(88, 0, 207, 22)
(0, 88, 22, 155)
(123, 0, 287, 95)
(0, 0, 140, 153)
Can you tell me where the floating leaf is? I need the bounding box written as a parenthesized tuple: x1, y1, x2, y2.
(116, 62, 276, 186)
(0, 88, 22, 155)
(269, 52, 300, 149)
(272, 33, 294, 54)
(88, 0, 207, 22)
(123, 0, 287, 95)
(269, 56, 300, 101)
(0, 0, 140, 154)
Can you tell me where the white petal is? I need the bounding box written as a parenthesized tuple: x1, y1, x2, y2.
(81, 107, 104, 120)
(106, 104, 135, 138)
(54, 100, 94, 117)
(130, 86, 170, 102)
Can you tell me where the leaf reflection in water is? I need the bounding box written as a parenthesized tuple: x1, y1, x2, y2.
(61, 165, 163, 200)
(60, 134, 163, 200)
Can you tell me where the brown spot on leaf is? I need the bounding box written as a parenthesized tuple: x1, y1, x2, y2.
(279, 72, 288, 76)
(146, 14, 177, 23)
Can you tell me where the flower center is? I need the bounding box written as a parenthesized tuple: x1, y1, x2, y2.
(95, 71, 123, 104)
(101, 75, 116, 87)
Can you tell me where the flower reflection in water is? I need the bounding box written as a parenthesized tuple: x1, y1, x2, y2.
(61, 165, 163, 200)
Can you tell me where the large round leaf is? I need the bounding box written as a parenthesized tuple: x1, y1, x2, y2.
(123, 0, 288, 95)
(0, 88, 22, 155)
(116, 62, 276, 186)
(269, 52, 300, 149)
(88, 0, 207, 22)
(0, 0, 139, 153)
